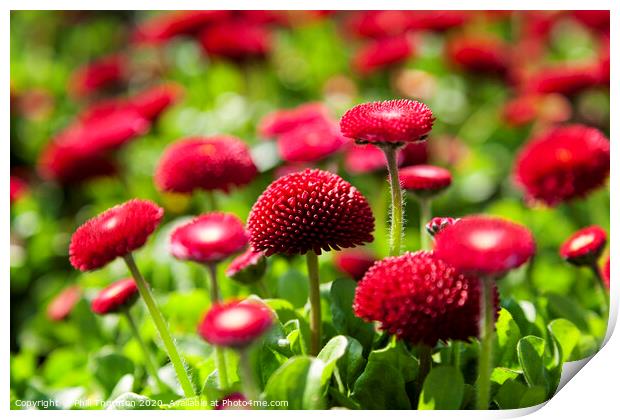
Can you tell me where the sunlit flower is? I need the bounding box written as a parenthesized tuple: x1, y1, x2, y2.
(560, 226, 607, 266)
(398, 164, 452, 196)
(91, 278, 139, 315)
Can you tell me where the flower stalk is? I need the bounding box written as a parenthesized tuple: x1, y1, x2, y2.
(306, 250, 322, 356)
(206, 263, 229, 390)
(476, 276, 495, 410)
(382, 144, 404, 256)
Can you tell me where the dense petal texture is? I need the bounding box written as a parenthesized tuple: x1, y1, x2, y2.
(198, 300, 274, 348)
(334, 250, 376, 281)
(91, 278, 139, 315)
(248, 169, 374, 256)
(225, 248, 267, 284)
(354, 251, 495, 346)
(69, 199, 164, 271)
(155, 136, 257, 194)
(47, 286, 81, 322)
(340, 99, 434, 144)
(398, 164, 452, 194)
(171, 213, 247, 264)
(434, 216, 536, 277)
(514, 125, 610, 206)
(559, 226, 607, 266)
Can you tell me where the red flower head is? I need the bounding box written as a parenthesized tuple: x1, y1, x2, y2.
(601, 256, 610, 289)
(69, 199, 164, 271)
(133, 10, 230, 44)
(340, 99, 434, 145)
(225, 248, 267, 285)
(155, 136, 257, 194)
(334, 249, 376, 281)
(198, 300, 274, 348)
(400, 141, 429, 166)
(69, 55, 126, 98)
(277, 121, 346, 163)
(215, 393, 249, 410)
(10, 175, 28, 204)
(248, 169, 374, 256)
(407, 11, 469, 31)
(353, 35, 414, 75)
(129, 83, 184, 121)
(258, 103, 330, 139)
(344, 143, 399, 174)
(171, 212, 247, 264)
(199, 20, 271, 61)
(38, 141, 118, 185)
(523, 65, 600, 96)
(398, 164, 452, 196)
(514, 125, 610, 206)
(503, 95, 540, 127)
(347, 11, 414, 39)
(446, 36, 509, 76)
(426, 217, 460, 237)
(559, 226, 607, 266)
(91, 278, 139, 315)
(572, 10, 610, 34)
(354, 251, 497, 346)
(434, 216, 536, 278)
(47, 285, 81, 322)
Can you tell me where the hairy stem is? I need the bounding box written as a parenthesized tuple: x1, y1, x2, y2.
(382, 145, 404, 256)
(306, 250, 322, 356)
(476, 276, 495, 410)
(239, 348, 260, 402)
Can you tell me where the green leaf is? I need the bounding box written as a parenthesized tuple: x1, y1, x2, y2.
(494, 379, 527, 409)
(336, 337, 365, 389)
(107, 392, 159, 410)
(418, 366, 464, 410)
(548, 319, 580, 363)
(517, 336, 546, 389)
(277, 269, 308, 308)
(330, 278, 375, 349)
(494, 308, 522, 368)
(519, 386, 547, 407)
(546, 293, 589, 331)
(91, 351, 135, 395)
(490, 367, 520, 385)
(263, 356, 326, 409)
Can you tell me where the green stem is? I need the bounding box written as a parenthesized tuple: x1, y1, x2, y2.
(239, 348, 260, 403)
(589, 263, 609, 319)
(382, 145, 404, 256)
(417, 344, 432, 391)
(123, 310, 166, 393)
(123, 254, 196, 397)
(306, 250, 322, 356)
(419, 197, 432, 250)
(206, 263, 221, 304)
(205, 191, 218, 212)
(256, 279, 271, 299)
(452, 341, 462, 370)
(476, 276, 495, 410)
(205, 263, 229, 390)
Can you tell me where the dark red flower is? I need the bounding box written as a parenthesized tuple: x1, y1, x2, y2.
(38, 141, 118, 185)
(434, 216, 536, 278)
(155, 136, 257, 194)
(560, 226, 607, 266)
(523, 65, 600, 96)
(353, 35, 414, 75)
(69, 199, 164, 271)
(446, 36, 509, 76)
(215, 393, 249, 410)
(601, 256, 610, 289)
(170, 212, 248, 264)
(277, 121, 346, 163)
(407, 11, 469, 31)
(343, 143, 400, 174)
(225, 248, 267, 285)
(47, 285, 81, 322)
(354, 251, 496, 346)
(259, 103, 330, 139)
(199, 20, 271, 61)
(340, 99, 434, 145)
(10, 175, 28, 204)
(426, 217, 459, 237)
(198, 300, 274, 348)
(91, 278, 139, 315)
(133, 10, 230, 44)
(400, 141, 428, 166)
(129, 83, 184, 121)
(334, 250, 376, 281)
(398, 164, 452, 196)
(514, 125, 610, 206)
(248, 169, 374, 256)
(69, 55, 126, 98)
(572, 10, 610, 33)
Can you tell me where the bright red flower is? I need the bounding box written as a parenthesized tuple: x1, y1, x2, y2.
(560, 226, 607, 266)
(69, 55, 126, 98)
(199, 20, 271, 61)
(277, 121, 346, 163)
(258, 103, 330, 139)
(407, 10, 469, 31)
(426, 217, 459, 237)
(215, 393, 249, 410)
(155, 136, 257, 194)
(69, 199, 164, 271)
(398, 164, 452, 195)
(170, 212, 248, 264)
(129, 83, 184, 121)
(133, 10, 230, 44)
(523, 65, 600, 96)
(225, 248, 267, 285)
(248, 169, 374, 256)
(434, 216, 536, 278)
(10, 175, 28, 204)
(354, 251, 496, 346)
(347, 11, 414, 39)
(446, 36, 509, 75)
(503, 95, 540, 127)
(38, 141, 118, 185)
(340, 99, 434, 145)
(572, 10, 610, 33)
(601, 256, 610, 289)
(47, 285, 81, 322)
(353, 35, 414, 75)
(514, 125, 610, 206)
(333, 249, 376, 281)
(400, 141, 428, 166)
(344, 143, 403, 174)
(198, 300, 274, 348)
(91, 278, 139, 315)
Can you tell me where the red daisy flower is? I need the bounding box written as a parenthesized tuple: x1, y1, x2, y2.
(354, 251, 497, 346)
(426, 216, 460, 237)
(400, 141, 428, 166)
(333, 249, 376, 281)
(340, 99, 434, 145)
(133, 10, 230, 44)
(248, 169, 374, 256)
(170, 213, 247, 264)
(10, 175, 28, 204)
(560, 226, 607, 266)
(69, 199, 164, 271)
(258, 103, 330, 139)
(353, 35, 414, 75)
(514, 125, 610, 206)
(47, 285, 81, 322)
(343, 143, 402, 174)
(91, 278, 139, 315)
(129, 83, 184, 121)
(407, 11, 468, 31)
(69, 55, 127, 98)
(225, 248, 267, 285)
(199, 20, 271, 61)
(446, 36, 509, 76)
(277, 121, 346, 163)
(38, 141, 118, 185)
(155, 136, 257, 194)
(346, 11, 414, 39)
(198, 300, 274, 348)
(434, 216, 536, 277)
(523, 65, 600, 96)
(398, 164, 452, 196)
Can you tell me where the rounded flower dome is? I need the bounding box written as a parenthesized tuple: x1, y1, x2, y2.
(560, 226, 607, 266)
(398, 164, 452, 196)
(91, 278, 139, 315)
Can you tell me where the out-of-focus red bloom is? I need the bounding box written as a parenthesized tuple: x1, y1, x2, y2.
(434, 216, 536, 278)
(10, 176, 28, 204)
(69, 55, 127, 98)
(354, 251, 496, 346)
(155, 136, 257, 194)
(277, 121, 346, 163)
(170, 212, 248, 264)
(572, 10, 610, 34)
(259, 103, 330, 139)
(347, 10, 415, 39)
(340, 99, 434, 145)
(91, 278, 139, 315)
(198, 300, 274, 348)
(273, 162, 311, 180)
(133, 10, 230, 44)
(199, 20, 271, 61)
(407, 10, 468, 31)
(446, 36, 509, 76)
(129, 83, 184, 121)
(560, 226, 607, 266)
(503, 95, 540, 127)
(215, 393, 249, 410)
(225, 248, 267, 285)
(353, 35, 414, 75)
(69, 199, 164, 271)
(248, 169, 374, 256)
(601, 256, 610, 289)
(398, 164, 452, 196)
(38, 141, 118, 185)
(344, 143, 390, 174)
(47, 285, 81, 322)
(236, 10, 289, 26)
(514, 125, 610, 206)
(523, 64, 601, 96)
(400, 141, 428, 166)
(426, 217, 459, 237)
(334, 249, 376, 281)
(503, 94, 572, 127)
